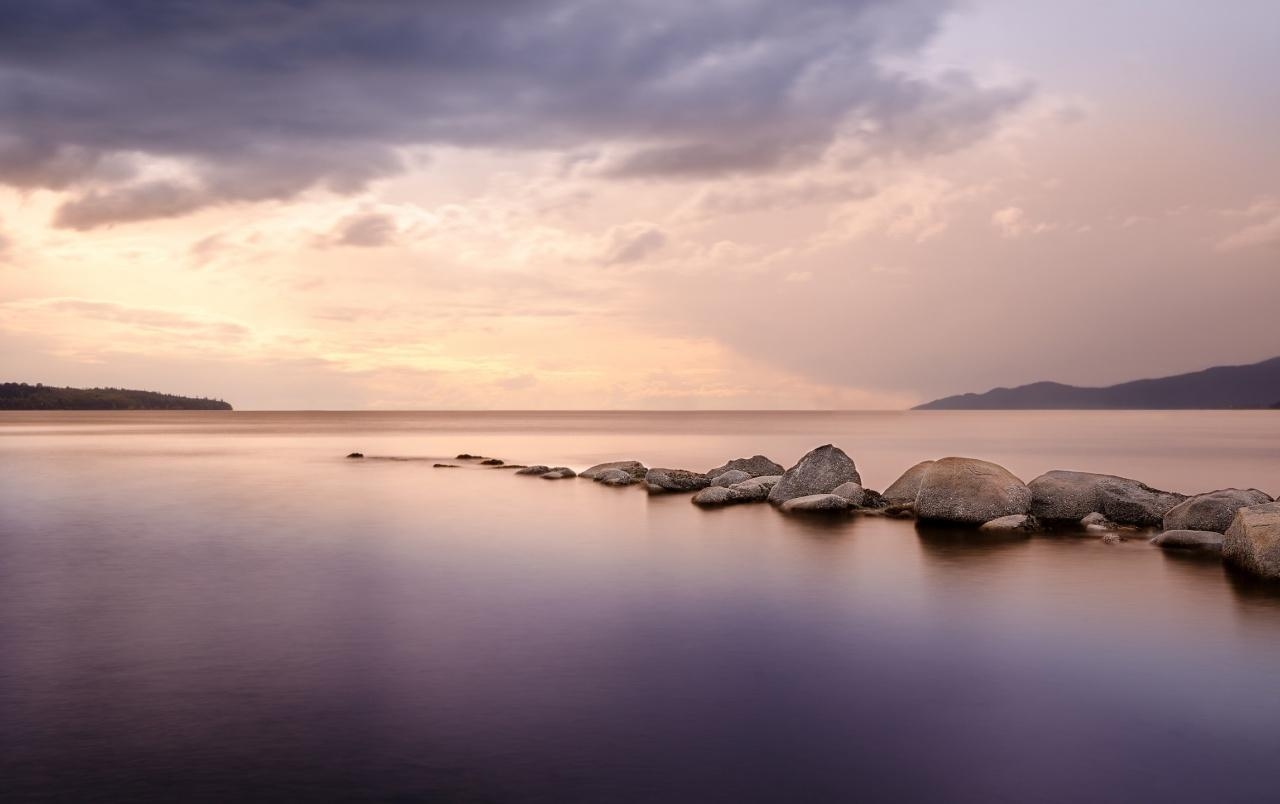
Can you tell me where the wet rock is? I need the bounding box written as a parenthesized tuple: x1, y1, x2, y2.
(515, 465, 551, 475)
(979, 514, 1038, 533)
(727, 475, 781, 502)
(595, 468, 635, 486)
(433, 463, 460, 468)
(914, 457, 1032, 525)
(780, 494, 853, 513)
(645, 468, 710, 494)
(692, 487, 745, 507)
(882, 461, 935, 504)
(1163, 488, 1273, 534)
(1223, 501, 1280, 580)
(767, 445, 861, 505)
(456, 453, 480, 460)
(346, 452, 364, 459)
(1151, 529, 1224, 552)
(540, 467, 577, 479)
(580, 461, 648, 480)
(1029, 470, 1185, 526)
(480, 458, 504, 466)
(1101, 532, 1124, 545)
(706, 455, 786, 479)
(709, 469, 752, 487)
(879, 502, 916, 518)
(1080, 512, 1120, 533)
(831, 482, 867, 506)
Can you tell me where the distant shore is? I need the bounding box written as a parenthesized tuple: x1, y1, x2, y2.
(0, 382, 232, 411)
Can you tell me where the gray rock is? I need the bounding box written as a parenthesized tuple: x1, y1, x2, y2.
(692, 487, 745, 507)
(914, 457, 1031, 525)
(580, 460, 648, 480)
(540, 467, 576, 479)
(515, 465, 551, 475)
(480, 458, 504, 465)
(645, 468, 710, 494)
(1101, 532, 1125, 545)
(706, 455, 786, 479)
(831, 482, 867, 506)
(882, 460, 935, 504)
(1151, 529, 1224, 552)
(1080, 512, 1119, 533)
(979, 514, 1038, 533)
(595, 468, 635, 486)
(727, 475, 781, 502)
(780, 493, 853, 513)
(767, 445, 861, 505)
(1223, 501, 1280, 579)
(1029, 470, 1185, 526)
(709, 469, 752, 488)
(1163, 488, 1273, 534)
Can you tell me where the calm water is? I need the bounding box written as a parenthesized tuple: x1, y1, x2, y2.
(3, 411, 1280, 803)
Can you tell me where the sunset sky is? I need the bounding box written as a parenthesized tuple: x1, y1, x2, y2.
(1, 0, 1278, 409)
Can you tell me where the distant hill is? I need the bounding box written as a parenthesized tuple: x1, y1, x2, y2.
(915, 356, 1280, 410)
(0, 383, 232, 410)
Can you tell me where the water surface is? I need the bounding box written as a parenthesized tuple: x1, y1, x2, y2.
(2, 411, 1279, 802)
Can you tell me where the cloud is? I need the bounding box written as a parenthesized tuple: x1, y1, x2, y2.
(1217, 199, 1280, 251)
(0, 0, 1028, 227)
(328, 211, 400, 248)
(601, 222, 667, 265)
(2, 298, 251, 341)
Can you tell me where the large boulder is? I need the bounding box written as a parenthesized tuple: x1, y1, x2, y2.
(767, 445, 861, 505)
(595, 468, 635, 487)
(1223, 501, 1280, 579)
(780, 494, 853, 513)
(914, 457, 1031, 525)
(1151, 530, 1224, 552)
(1029, 470, 1185, 527)
(706, 455, 786, 479)
(580, 460, 648, 480)
(645, 468, 710, 494)
(1163, 489, 1273, 534)
(709, 469, 752, 487)
(882, 461, 935, 504)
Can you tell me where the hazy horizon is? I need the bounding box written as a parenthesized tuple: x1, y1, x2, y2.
(2, 0, 1278, 410)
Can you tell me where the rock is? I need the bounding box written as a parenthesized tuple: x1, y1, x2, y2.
(780, 494, 853, 513)
(1080, 512, 1119, 533)
(540, 467, 577, 479)
(594, 468, 635, 486)
(1163, 488, 1273, 534)
(1101, 532, 1124, 545)
(1223, 501, 1280, 579)
(859, 489, 888, 509)
(706, 455, 786, 479)
(880, 502, 916, 518)
(433, 463, 460, 468)
(831, 482, 866, 506)
(480, 458, 504, 466)
(709, 469, 752, 487)
(645, 468, 710, 494)
(767, 445, 861, 505)
(456, 453, 480, 460)
(1151, 529, 1224, 552)
(979, 514, 1038, 533)
(692, 487, 745, 507)
(727, 475, 781, 502)
(580, 460, 648, 480)
(1029, 470, 1185, 526)
(914, 457, 1031, 525)
(515, 465, 551, 475)
(882, 461, 935, 504)
(346, 452, 364, 459)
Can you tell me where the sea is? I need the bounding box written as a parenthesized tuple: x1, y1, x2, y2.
(2, 410, 1279, 803)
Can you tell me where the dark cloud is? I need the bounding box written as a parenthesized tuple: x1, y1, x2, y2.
(0, 0, 1027, 227)
(602, 223, 667, 265)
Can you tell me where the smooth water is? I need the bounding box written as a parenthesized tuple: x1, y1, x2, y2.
(2, 411, 1279, 803)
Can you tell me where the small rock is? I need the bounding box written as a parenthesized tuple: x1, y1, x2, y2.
(346, 452, 364, 459)
(1151, 530, 1224, 552)
(831, 482, 866, 506)
(1101, 533, 1124, 545)
(645, 468, 710, 494)
(882, 461, 935, 504)
(979, 514, 1038, 533)
(726, 475, 781, 502)
(768, 445, 861, 505)
(456, 453, 480, 460)
(595, 468, 635, 486)
(433, 463, 460, 468)
(706, 455, 786, 479)
(480, 458, 504, 466)
(709, 469, 752, 487)
(580, 461, 648, 480)
(692, 487, 744, 507)
(515, 465, 551, 475)
(780, 494, 853, 513)
(540, 467, 577, 479)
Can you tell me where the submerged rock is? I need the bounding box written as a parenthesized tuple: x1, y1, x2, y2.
(1028, 470, 1185, 527)
(456, 453, 481, 460)
(1163, 489, 1273, 534)
(979, 514, 1039, 533)
(706, 455, 786, 479)
(767, 445, 861, 505)
(515, 465, 551, 475)
(433, 463, 460, 468)
(692, 487, 744, 507)
(831, 482, 867, 506)
(1223, 501, 1280, 580)
(540, 467, 577, 479)
(645, 468, 710, 494)
(480, 458, 504, 466)
(914, 457, 1031, 525)
(882, 461, 935, 505)
(1152, 529, 1224, 552)
(594, 468, 635, 486)
(346, 452, 364, 459)
(580, 460, 648, 480)
(709, 469, 752, 487)
(780, 493, 853, 513)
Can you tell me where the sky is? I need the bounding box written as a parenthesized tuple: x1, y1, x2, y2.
(1, 0, 1277, 409)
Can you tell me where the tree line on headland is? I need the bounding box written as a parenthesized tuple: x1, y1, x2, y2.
(0, 383, 232, 410)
